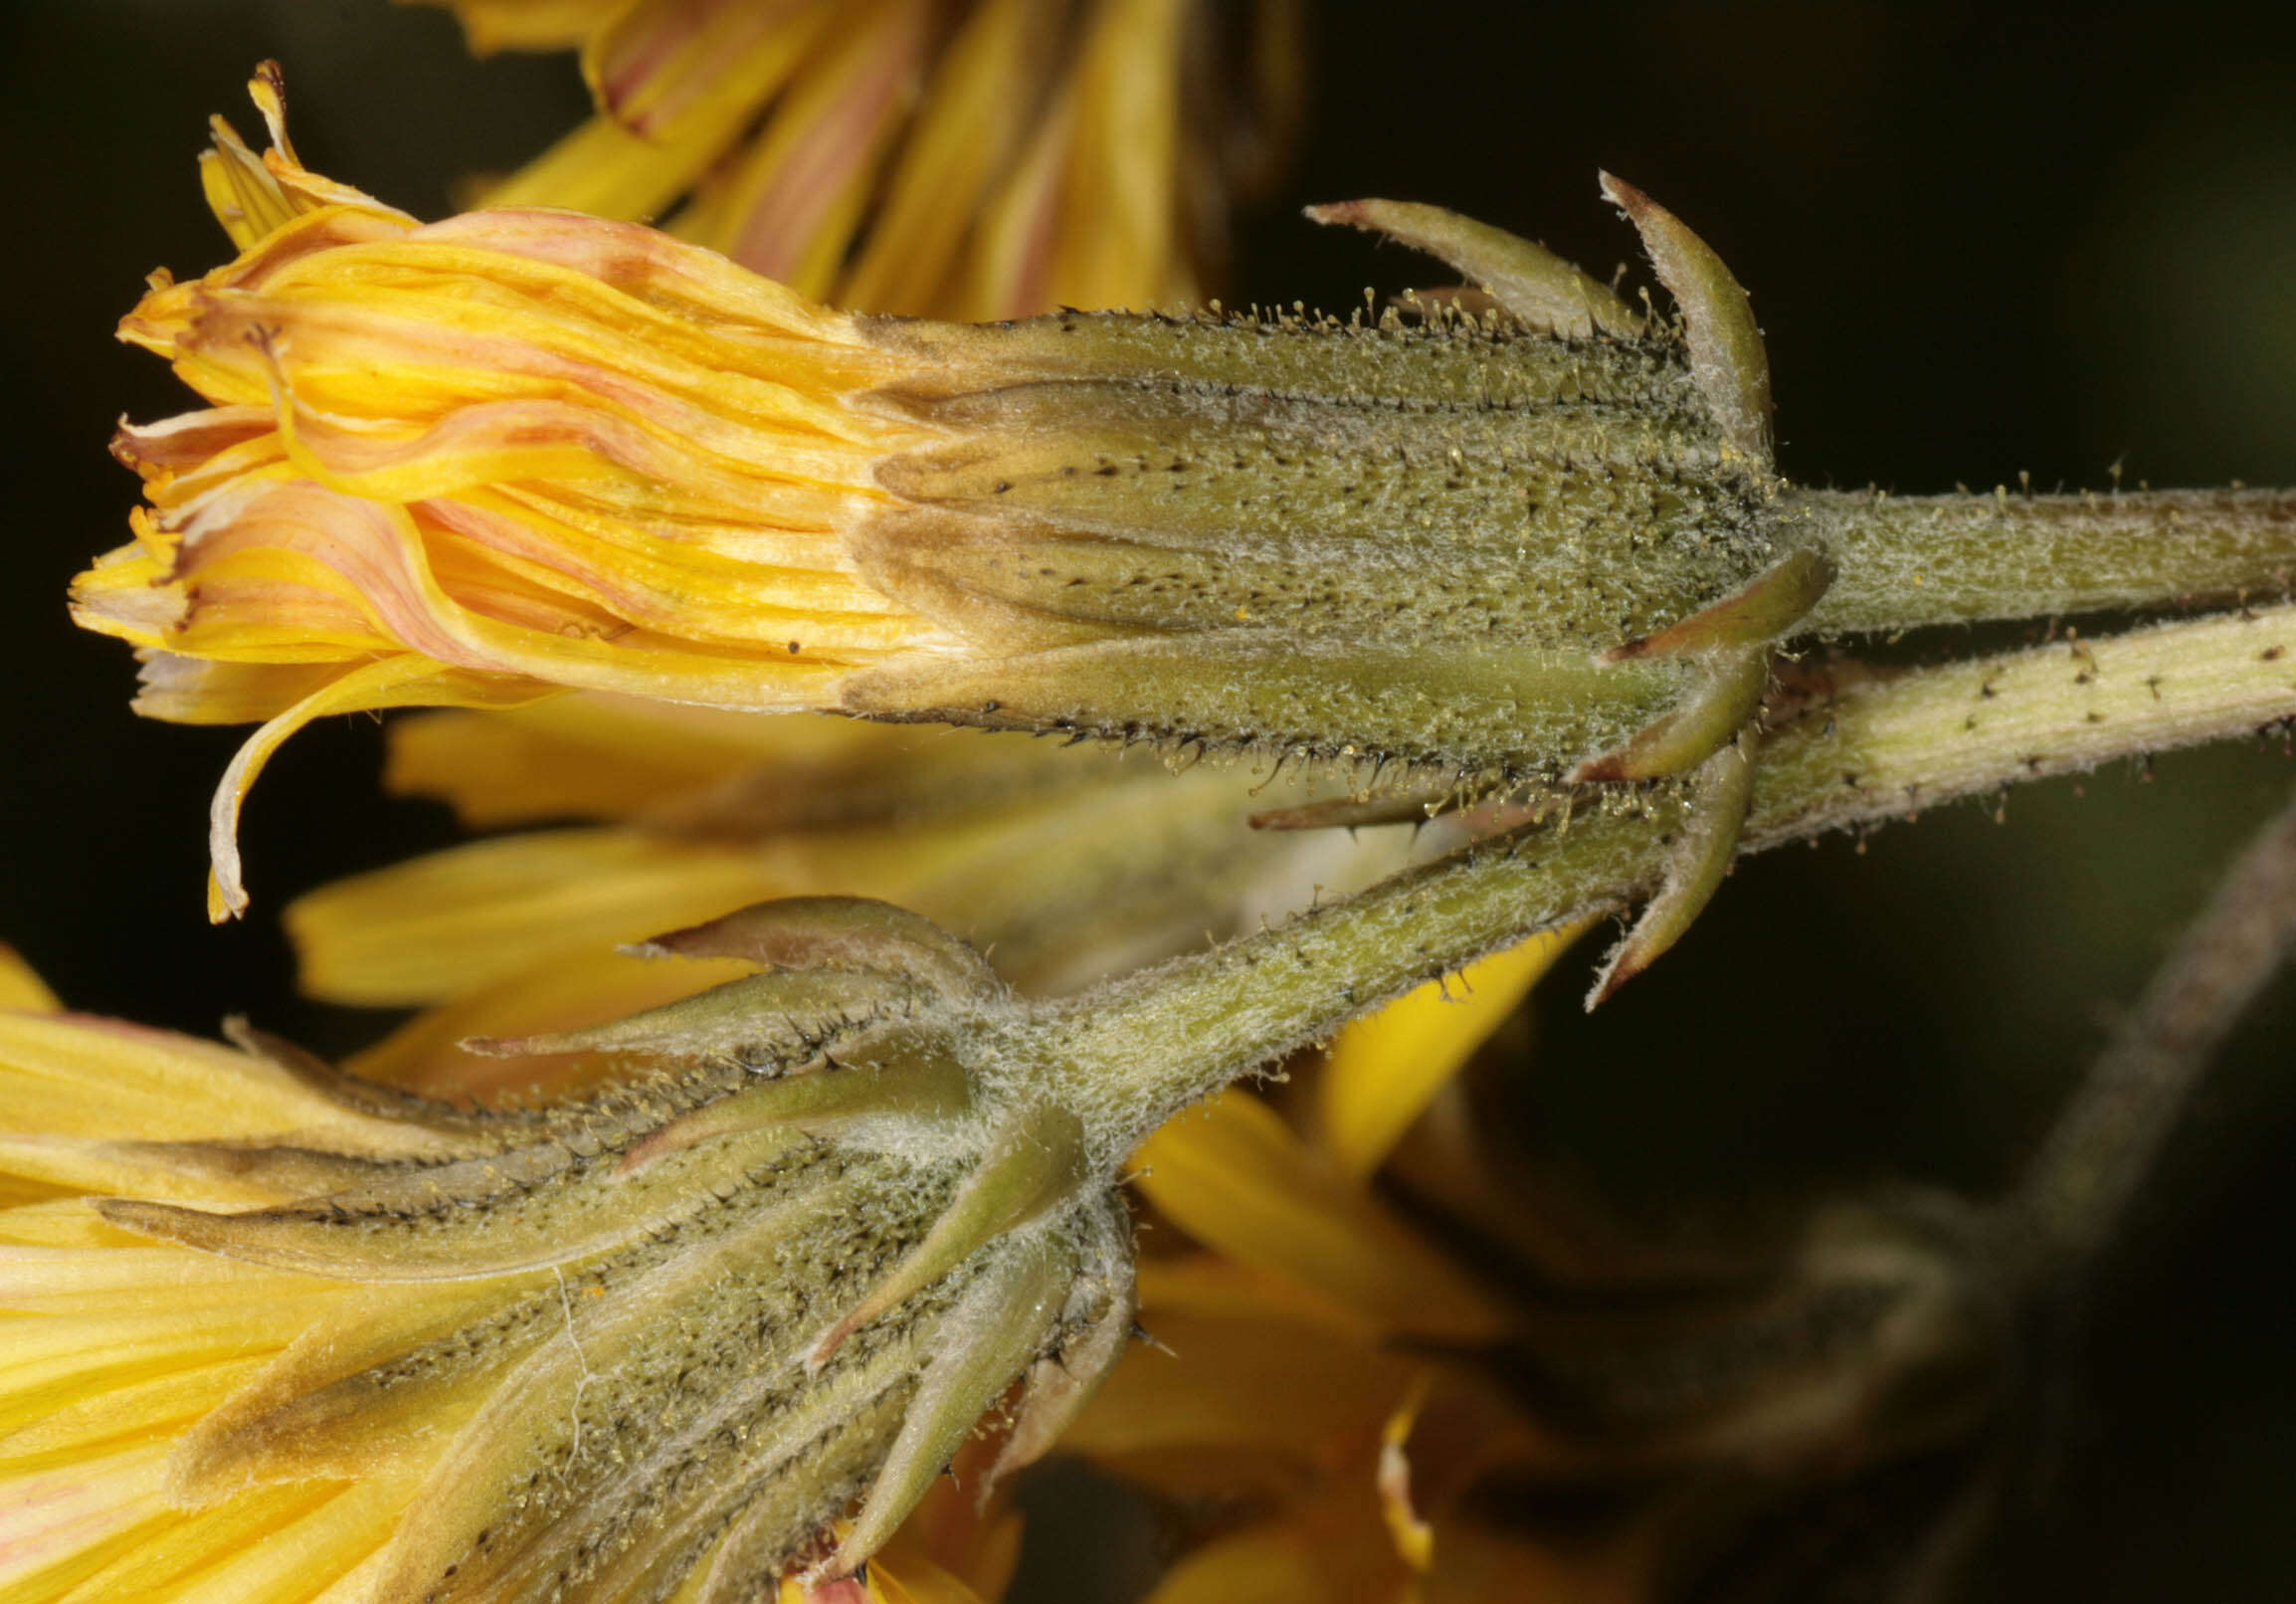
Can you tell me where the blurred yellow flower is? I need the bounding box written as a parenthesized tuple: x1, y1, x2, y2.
(405, 0, 1303, 317)
(1068, 972, 2004, 1603)
(1078, 1087, 1645, 1604)
(289, 698, 1411, 1100)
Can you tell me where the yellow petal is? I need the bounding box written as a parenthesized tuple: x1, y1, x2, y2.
(867, 1551, 990, 1604)
(0, 947, 60, 1013)
(1377, 1374, 1437, 1573)
(342, 945, 756, 1099)
(1135, 1091, 1505, 1342)
(404, 0, 629, 56)
(1067, 1303, 1409, 1500)
(0, 1011, 449, 1158)
(1134, 1251, 1369, 1333)
(287, 828, 785, 1007)
(0, 1442, 173, 1603)
(382, 698, 878, 827)
(204, 654, 520, 922)
(1318, 921, 1593, 1181)
(1140, 1488, 1405, 1604)
(1418, 1518, 1657, 1604)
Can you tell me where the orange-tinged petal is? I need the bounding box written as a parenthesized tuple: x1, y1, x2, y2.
(935, 0, 1197, 319)
(484, 7, 833, 219)
(836, 0, 1054, 317)
(425, 0, 1299, 315)
(674, 0, 930, 298)
(584, 0, 827, 142)
(91, 80, 1308, 920)
(204, 653, 540, 922)
(1318, 920, 1593, 1181)
(1135, 1091, 1505, 1343)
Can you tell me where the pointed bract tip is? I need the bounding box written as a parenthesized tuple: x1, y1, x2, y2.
(633, 898, 1003, 1003)
(1584, 941, 1646, 1011)
(1598, 169, 1649, 215)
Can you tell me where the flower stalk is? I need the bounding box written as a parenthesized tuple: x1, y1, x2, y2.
(1794, 485, 2296, 635)
(1018, 597, 2296, 1153)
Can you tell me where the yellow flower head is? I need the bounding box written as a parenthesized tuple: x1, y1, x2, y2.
(0, 934, 1094, 1604)
(78, 73, 1818, 938)
(405, 0, 1304, 317)
(77, 74, 953, 916)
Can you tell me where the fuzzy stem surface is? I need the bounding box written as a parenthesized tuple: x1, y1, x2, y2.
(1794, 486, 2296, 636)
(1027, 601, 2296, 1163)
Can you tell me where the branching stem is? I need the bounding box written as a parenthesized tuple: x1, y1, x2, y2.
(1025, 601, 2296, 1163)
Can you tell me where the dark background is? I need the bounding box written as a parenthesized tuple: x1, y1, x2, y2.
(4, 2, 2295, 1596)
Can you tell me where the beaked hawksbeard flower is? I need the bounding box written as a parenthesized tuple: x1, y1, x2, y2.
(0, 924, 1118, 1604)
(403, 0, 1302, 317)
(76, 75, 1817, 955)
(96, 77, 2296, 990)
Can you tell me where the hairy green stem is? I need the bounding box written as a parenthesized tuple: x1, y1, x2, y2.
(1027, 601, 2296, 1162)
(1794, 486, 2296, 636)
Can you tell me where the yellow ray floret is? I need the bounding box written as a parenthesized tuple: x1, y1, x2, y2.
(405, 0, 1302, 317)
